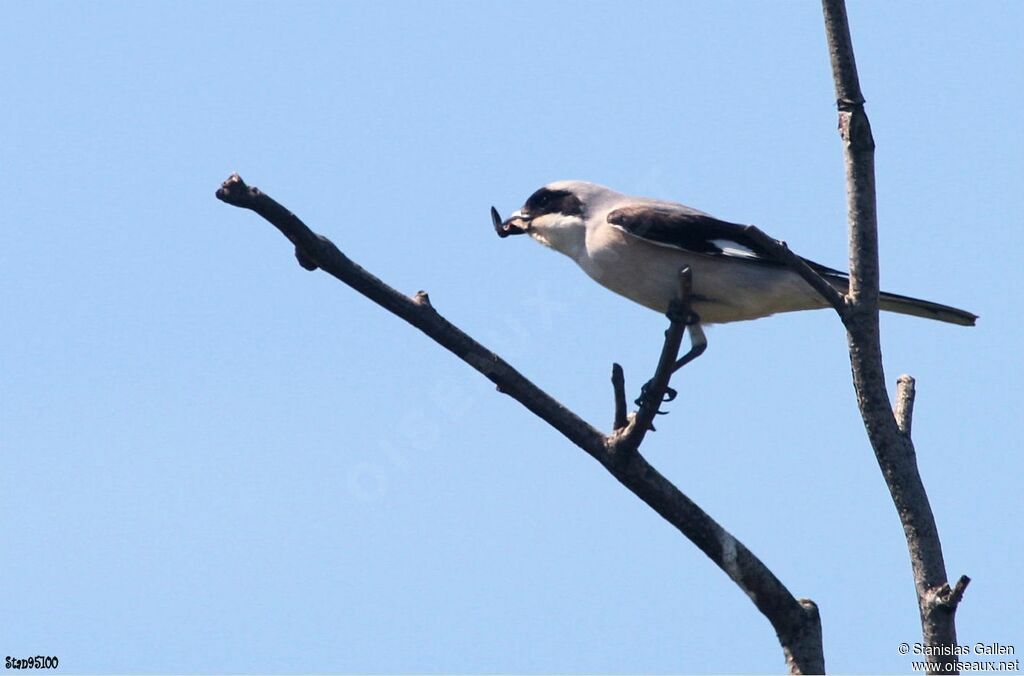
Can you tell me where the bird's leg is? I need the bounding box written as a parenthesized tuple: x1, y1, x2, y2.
(634, 300, 705, 411)
(674, 319, 707, 372)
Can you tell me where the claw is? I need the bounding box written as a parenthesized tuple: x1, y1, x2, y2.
(635, 381, 678, 415)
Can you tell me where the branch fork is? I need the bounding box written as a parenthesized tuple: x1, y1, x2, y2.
(823, 1, 967, 670)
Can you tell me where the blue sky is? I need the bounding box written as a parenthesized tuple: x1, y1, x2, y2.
(2, 2, 1021, 673)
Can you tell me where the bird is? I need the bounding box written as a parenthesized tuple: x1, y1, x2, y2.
(492, 180, 976, 324)
(492, 181, 976, 371)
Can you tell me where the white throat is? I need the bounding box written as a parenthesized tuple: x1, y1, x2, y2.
(528, 214, 587, 260)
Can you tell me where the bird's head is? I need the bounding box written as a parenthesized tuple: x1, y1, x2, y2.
(492, 181, 620, 257)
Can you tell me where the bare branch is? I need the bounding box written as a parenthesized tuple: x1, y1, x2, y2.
(822, 2, 967, 671)
(216, 172, 824, 674)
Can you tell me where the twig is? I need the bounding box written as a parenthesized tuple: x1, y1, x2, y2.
(894, 374, 916, 436)
(216, 172, 825, 674)
(945, 575, 971, 609)
(927, 575, 971, 612)
(822, 2, 966, 672)
(611, 364, 628, 431)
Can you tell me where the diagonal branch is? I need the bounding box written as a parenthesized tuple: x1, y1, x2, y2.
(216, 172, 824, 674)
(822, 2, 968, 672)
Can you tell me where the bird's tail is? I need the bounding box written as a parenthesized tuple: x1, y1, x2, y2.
(820, 272, 976, 326)
(878, 290, 977, 326)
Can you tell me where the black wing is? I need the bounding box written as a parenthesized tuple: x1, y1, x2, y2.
(607, 205, 843, 276)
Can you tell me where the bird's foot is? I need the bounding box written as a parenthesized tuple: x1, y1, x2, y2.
(635, 380, 678, 414)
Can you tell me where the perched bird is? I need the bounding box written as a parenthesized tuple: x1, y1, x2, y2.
(492, 181, 977, 329)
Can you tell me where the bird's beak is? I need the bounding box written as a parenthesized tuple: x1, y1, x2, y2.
(491, 206, 530, 238)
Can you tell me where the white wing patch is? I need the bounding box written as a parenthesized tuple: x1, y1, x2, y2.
(710, 238, 761, 260)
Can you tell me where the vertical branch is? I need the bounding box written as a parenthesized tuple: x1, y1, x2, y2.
(821, 2, 967, 673)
